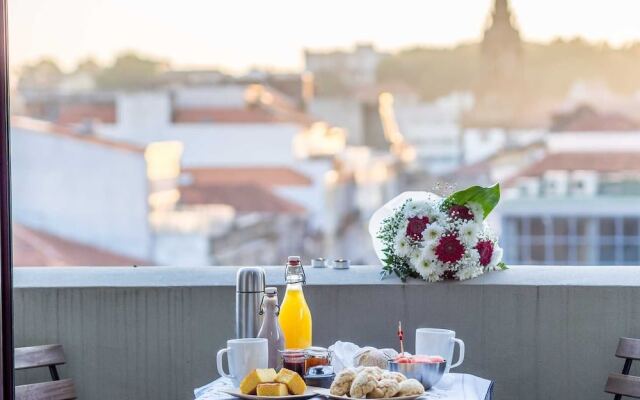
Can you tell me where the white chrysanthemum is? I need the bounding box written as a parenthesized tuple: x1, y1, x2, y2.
(415, 257, 442, 282)
(404, 200, 429, 218)
(466, 248, 481, 265)
(426, 206, 445, 224)
(459, 221, 480, 247)
(394, 236, 412, 257)
(421, 241, 437, 261)
(423, 223, 444, 242)
(468, 202, 484, 224)
(457, 265, 483, 280)
(408, 247, 423, 267)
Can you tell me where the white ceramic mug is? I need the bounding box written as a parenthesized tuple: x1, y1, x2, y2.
(217, 338, 268, 386)
(415, 328, 465, 373)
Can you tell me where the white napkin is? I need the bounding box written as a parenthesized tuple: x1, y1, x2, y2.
(328, 341, 403, 373)
(194, 377, 236, 400)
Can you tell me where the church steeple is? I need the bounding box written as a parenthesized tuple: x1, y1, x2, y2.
(464, 0, 525, 129)
(482, 0, 521, 57)
(493, 0, 511, 24)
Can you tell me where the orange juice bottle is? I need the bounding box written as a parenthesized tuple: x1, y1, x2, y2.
(278, 256, 312, 349)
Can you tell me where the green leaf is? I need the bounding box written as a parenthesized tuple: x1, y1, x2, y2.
(445, 183, 501, 219)
(497, 262, 508, 270)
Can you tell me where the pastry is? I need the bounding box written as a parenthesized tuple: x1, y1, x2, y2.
(349, 370, 378, 398)
(330, 368, 357, 396)
(275, 368, 307, 395)
(256, 383, 288, 396)
(354, 348, 389, 369)
(397, 379, 425, 396)
(367, 379, 400, 398)
(239, 368, 278, 394)
(381, 371, 406, 383)
(359, 366, 384, 380)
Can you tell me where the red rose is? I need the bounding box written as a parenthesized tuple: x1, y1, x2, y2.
(475, 240, 494, 266)
(448, 205, 474, 221)
(435, 235, 465, 264)
(405, 216, 430, 241)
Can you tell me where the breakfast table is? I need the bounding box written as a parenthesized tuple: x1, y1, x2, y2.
(194, 374, 494, 400)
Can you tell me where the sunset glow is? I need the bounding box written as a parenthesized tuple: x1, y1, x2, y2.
(10, 0, 640, 71)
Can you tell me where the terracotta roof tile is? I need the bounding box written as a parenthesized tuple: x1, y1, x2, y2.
(180, 184, 306, 214)
(173, 101, 314, 126)
(183, 167, 312, 187)
(12, 224, 148, 267)
(57, 103, 116, 125)
(173, 107, 279, 123)
(506, 151, 640, 186)
(550, 105, 640, 132)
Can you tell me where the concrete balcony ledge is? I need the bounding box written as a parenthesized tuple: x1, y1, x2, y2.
(14, 264, 640, 288)
(13, 265, 640, 400)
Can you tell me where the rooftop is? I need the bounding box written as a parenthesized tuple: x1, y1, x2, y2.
(12, 224, 147, 267)
(179, 184, 306, 214)
(550, 104, 640, 132)
(172, 107, 280, 124)
(12, 116, 145, 153)
(183, 166, 312, 187)
(512, 151, 640, 178)
(57, 103, 116, 125)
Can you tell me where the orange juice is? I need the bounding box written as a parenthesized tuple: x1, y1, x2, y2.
(278, 283, 312, 349)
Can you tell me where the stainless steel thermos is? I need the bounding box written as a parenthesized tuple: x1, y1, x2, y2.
(235, 267, 266, 338)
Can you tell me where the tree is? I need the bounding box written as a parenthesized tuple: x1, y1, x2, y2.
(17, 58, 63, 90)
(377, 39, 640, 102)
(96, 52, 168, 90)
(74, 58, 101, 76)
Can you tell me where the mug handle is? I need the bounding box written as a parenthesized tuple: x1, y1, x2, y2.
(450, 338, 465, 369)
(216, 347, 234, 379)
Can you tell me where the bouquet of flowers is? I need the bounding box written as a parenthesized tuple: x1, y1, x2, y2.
(369, 184, 507, 282)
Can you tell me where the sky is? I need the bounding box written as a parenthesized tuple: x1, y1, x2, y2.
(9, 0, 640, 73)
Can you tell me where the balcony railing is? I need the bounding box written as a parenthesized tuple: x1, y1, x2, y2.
(13, 265, 640, 400)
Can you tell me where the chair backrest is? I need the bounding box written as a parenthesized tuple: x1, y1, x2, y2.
(15, 344, 76, 400)
(605, 373, 640, 399)
(617, 338, 640, 361)
(15, 379, 76, 400)
(15, 344, 66, 371)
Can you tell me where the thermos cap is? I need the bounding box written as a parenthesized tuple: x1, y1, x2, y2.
(236, 267, 266, 293)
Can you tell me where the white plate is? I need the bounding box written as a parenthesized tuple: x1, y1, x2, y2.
(313, 387, 423, 400)
(221, 387, 319, 400)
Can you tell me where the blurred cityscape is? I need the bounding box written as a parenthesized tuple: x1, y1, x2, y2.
(9, 0, 640, 267)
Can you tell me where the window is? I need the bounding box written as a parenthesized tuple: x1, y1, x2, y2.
(504, 216, 640, 265)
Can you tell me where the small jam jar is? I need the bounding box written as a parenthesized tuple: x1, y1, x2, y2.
(280, 349, 306, 376)
(305, 347, 331, 373)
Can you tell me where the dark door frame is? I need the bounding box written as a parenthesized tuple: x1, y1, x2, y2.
(0, 0, 14, 397)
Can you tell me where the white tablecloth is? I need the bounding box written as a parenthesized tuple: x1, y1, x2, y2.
(194, 374, 493, 400)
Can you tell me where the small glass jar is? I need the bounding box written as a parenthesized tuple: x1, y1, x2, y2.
(305, 346, 331, 373)
(280, 349, 306, 376)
